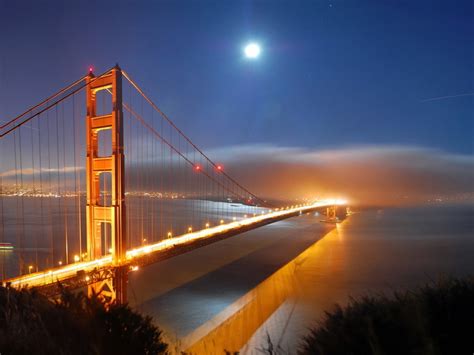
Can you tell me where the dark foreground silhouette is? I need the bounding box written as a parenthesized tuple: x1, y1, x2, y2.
(299, 276, 474, 355)
(1, 277, 473, 354)
(0, 286, 168, 355)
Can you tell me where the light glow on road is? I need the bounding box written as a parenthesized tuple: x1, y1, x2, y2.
(5, 199, 347, 289)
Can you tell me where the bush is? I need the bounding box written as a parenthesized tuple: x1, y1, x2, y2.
(299, 277, 474, 355)
(0, 286, 168, 355)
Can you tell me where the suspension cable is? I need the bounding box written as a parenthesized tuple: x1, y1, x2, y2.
(121, 70, 267, 206)
(0, 76, 86, 130)
(0, 66, 116, 138)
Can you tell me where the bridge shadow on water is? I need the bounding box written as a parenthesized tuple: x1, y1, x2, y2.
(126, 206, 474, 354)
(128, 214, 334, 352)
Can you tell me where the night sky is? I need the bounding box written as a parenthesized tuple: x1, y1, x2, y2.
(0, 0, 472, 204)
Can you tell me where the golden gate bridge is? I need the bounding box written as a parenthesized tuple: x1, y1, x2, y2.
(0, 65, 346, 303)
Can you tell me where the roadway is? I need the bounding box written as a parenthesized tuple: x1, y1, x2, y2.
(4, 200, 345, 290)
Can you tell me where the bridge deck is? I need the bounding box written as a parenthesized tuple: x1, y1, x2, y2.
(4, 201, 343, 292)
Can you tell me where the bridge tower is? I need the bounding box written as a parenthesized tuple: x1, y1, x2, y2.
(85, 66, 127, 303)
(326, 206, 337, 220)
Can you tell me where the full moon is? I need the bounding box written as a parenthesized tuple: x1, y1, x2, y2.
(244, 43, 261, 59)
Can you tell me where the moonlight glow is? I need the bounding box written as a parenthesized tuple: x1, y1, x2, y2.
(244, 43, 261, 59)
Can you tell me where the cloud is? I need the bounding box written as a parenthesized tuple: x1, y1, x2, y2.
(206, 144, 474, 206)
(0, 166, 83, 178)
(3, 144, 471, 206)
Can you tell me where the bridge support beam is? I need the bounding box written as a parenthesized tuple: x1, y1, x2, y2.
(86, 66, 127, 303)
(87, 266, 128, 305)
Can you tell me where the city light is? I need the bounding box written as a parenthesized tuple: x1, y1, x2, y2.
(74, 255, 80, 262)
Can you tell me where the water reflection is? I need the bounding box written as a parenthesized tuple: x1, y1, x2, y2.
(185, 218, 346, 354)
(244, 206, 474, 353)
(130, 206, 474, 354)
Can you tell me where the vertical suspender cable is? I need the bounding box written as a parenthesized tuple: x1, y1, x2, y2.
(0, 136, 4, 279)
(30, 119, 38, 270)
(13, 131, 19, 274)
(61, 102, 69, 264)
(47, 109, 54, 267)
(38, 116, 45, 270)
(72, 93, 82, 260)
(55, 105, 62, 265)
(18, 128, 25, 273)
(160, 115, 164, 240)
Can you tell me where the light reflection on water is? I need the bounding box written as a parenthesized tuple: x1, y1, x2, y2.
(184, 217, 346, 354)
(130, 205, 474, 354)
(244, 205, 474, 353)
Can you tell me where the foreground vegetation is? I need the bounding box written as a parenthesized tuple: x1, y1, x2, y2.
(0, 287, 168, 355)
(299, 276, 474, 355)
(1, 277, 472, 354)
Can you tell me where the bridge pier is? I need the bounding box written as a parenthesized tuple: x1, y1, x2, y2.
(88, 265, 128, 305)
